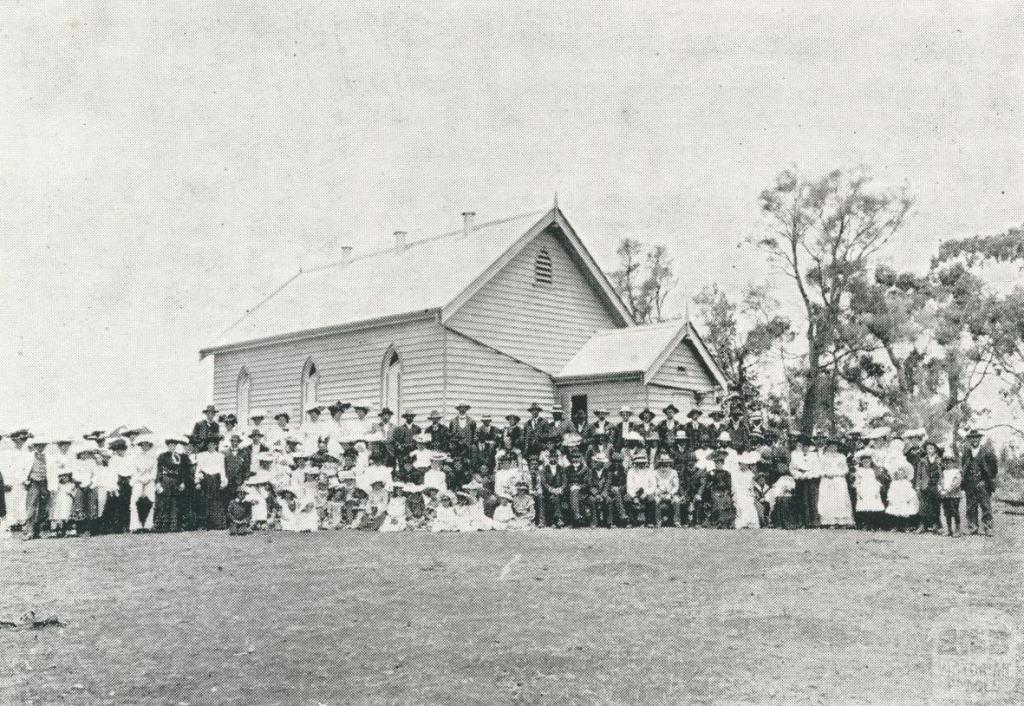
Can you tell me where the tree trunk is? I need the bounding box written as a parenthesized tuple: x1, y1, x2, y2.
(800, 326, 820, 436)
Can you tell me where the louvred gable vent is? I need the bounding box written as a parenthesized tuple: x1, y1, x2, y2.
(534, 248, 553, 285)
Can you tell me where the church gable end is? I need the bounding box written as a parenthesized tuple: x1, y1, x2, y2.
(444, 225, 621, 375)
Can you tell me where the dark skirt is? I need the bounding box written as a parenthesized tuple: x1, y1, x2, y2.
(707, 490, 736, 529)
(770, 496, 801, 529)
(72, 486, 98, 521)
(196, 475, 226, 530)
(154, 489, 180, 533)
(99, 479, 132, 533)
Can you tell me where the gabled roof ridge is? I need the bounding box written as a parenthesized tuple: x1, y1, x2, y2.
(303, 209, 545, 275)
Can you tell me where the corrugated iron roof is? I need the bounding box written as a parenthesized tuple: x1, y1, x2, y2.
(556, 320, 686, 379)
(204, 210, 546, 353)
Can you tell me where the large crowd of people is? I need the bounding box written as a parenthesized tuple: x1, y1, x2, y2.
(0, 399, 1001, 541)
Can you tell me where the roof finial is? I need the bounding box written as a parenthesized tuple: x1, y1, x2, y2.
(553, 192, 559, 210)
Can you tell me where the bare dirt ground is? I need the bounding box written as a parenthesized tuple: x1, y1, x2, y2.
(3, 507, 1023, 705)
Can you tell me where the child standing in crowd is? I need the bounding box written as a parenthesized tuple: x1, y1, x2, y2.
(884, 439, 919, 531)
(938, 447, 962, 537)
(49, 468, 77, 537)
(766, 468, 799, 529)
(852, 451, 886, 530)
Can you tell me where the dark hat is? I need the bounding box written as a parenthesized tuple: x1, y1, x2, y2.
(10, 428, 32, 440)
(638, 408, 655, 420)
(687, 408, 702, 419)
(224, 413, 237, 422)
(527, 403, 543, 412)
(203, 404, 218, 414)
(401, 411, 416, 420)
(709, 409, 725, 420)
(248, 428, 265, 438)
(505, 413, 521, 423)
(966, 428, 983, 438)
(455, 401, 471, 410)
(328, 401, 351, 414)
(796, 434, 812, 446)
(379, 408, 393, 417)
(428, 410, 443, 420)
(108, 439, 128, 451)
(730, 407, 744, 417)
(274, 412, 290, 422)
(662, 404, 679, 415)
(83, 430, 105, 441)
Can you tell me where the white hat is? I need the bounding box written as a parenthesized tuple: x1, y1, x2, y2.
(738, 450, 761, 465)
(718, 431, 732, 442)
(865, 426, 891, 441)
(903, 427, 927, 439)
(619, 405, 633, 415)
(135, 433, 156, 447)
(414, 432, 432, 444)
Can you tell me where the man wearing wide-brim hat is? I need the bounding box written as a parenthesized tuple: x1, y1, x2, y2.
(961, 428, 998, 536)
(191, 404, 221, 454)
(447, 402, 477, 488)
(422, 411, 450, 455)
(523, 403, 550, 460)
(390, 411, 421, 478)
(21, 438, 50, 540)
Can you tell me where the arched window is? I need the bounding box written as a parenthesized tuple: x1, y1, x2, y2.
(301, 357, 319, 418)
(534, 248, 553, 285)
(236, 367, 251, 422)
(382, 346, 401, 415)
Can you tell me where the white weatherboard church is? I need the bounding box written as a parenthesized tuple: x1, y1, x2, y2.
(200, 206, 727, 421)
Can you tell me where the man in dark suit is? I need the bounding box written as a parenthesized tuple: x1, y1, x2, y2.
(658, 404, 683, 445)
(961, 429, 998, 536)
(569, 409, 590, 442)
(424, 411, 450, 453)
(191, 405, 221, 452)
(475, 414, 501, 471)
(682, 408, 706, 452)
(503, 414, 523, 452)
(390, 411, 421, 467)
(610, 406, 637, 451)
(523, 403, 550, 459)
(448, 402, 477, 486)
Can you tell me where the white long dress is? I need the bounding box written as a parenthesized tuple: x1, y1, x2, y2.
(728, 467, 761, 529)
(817, 452, 854, 526)
(853, 467, 885, 512)
(2, 446, 33, 526)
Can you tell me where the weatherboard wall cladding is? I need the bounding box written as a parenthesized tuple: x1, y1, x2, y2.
(554, 378, 648, 416)
(211, 317, 445, 419)
(443, 328, 557, 418)
(446, 230, 619, 375)
(648, 339, 722, 392)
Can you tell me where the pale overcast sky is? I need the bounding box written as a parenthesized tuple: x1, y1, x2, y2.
(0, 1, 1021, 437)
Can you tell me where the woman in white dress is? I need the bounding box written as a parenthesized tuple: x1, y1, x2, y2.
(817, 439, 854, 527)
(883, 439, 919, 530)
(729, 451, 761, 529)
